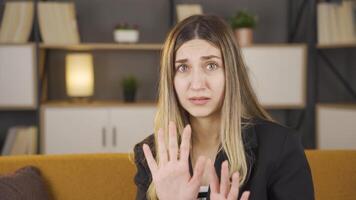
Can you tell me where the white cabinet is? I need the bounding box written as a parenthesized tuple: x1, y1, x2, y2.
(241, 45, 306, 109)
(0, 44, 37, 109)
(110, 107, 156, 152)
(42, 105, 156, 154)
(316, 104, 356, 149)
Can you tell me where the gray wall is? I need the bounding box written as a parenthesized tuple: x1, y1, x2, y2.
(1, 0, 355, 150)
(46, 0, 289, 101)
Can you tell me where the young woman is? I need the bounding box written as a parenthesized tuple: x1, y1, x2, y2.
(133, 15, 314, 200)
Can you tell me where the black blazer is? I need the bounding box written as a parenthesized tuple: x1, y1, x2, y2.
(133, 118, 315, 200)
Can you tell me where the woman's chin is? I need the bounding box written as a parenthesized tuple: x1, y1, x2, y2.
(187, 109, 215, 119)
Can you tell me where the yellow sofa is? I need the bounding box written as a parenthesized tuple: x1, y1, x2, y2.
(0, 151, 355, 200)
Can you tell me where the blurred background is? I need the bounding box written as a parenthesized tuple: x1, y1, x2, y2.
(0, 0, 355, 156)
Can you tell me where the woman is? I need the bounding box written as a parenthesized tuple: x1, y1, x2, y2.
(133, 15, 314, 200)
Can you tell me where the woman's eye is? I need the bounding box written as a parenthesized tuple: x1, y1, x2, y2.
(177, 64, 188, 72)
(207, 63, 218, 71)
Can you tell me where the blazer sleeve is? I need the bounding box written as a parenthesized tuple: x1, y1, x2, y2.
(268, 131, 315, 200)
(133, 143, 151, 200)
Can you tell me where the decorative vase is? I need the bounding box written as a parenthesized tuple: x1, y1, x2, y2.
(123, 89, 136, 102)
(114, 29, 139, 43)
(234, 28, 253, 47)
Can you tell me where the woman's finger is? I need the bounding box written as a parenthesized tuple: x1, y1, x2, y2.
(240, 191, 250, 200)
(142, 144, 158, 176)
(208, 159, 219, 193)
(157, 128, 168, 166)
(190, 156, 206, 185)
(179, 124, 191, 162)
(227, 172, 240, 200)
(220, 160, 230, 197)
(168, 121, 178, 161)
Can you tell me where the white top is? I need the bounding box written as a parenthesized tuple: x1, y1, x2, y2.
(197, 186, 209, 200)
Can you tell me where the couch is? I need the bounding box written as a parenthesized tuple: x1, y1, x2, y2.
(0, 150, 355, 200)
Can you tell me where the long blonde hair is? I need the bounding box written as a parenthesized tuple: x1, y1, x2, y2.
(147, 14, 273, 199)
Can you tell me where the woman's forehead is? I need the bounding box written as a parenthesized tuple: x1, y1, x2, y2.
(175, 39, 221, 60)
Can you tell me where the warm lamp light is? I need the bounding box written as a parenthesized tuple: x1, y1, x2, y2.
(65, 53, 94, 98)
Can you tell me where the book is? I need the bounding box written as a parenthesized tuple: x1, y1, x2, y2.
(38, 2, 80, 44)
(0, 2, 34, 43)
(176, 4, 203, 22)
(1, 126, 38, 156)
(1, 126, 23, 155)
(317, 1, 356, 45)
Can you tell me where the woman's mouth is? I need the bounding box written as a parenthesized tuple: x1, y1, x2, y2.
(188, 97, 211, 105)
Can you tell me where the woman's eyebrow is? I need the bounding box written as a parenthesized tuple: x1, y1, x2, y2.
(175, 55, 221, 63)
(175, 58, 188, 63)
(201, 55, 221, 60)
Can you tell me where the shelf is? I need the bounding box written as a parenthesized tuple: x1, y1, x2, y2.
(316, 43, 356, 49)
(316, 103, 356, 109)
(0, 42, 35, 46)
(39, 101, 305, 109)
(40, 100, 157, 108)
(39, 43, 163, 51)
(38, 43, 309, 51)
(0, 106, 37, 111)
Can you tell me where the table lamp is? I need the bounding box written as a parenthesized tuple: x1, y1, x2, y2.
(65, 53, 94, 100)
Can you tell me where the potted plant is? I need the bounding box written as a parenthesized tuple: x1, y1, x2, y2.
(229, 10, 257, 46)
(121, 75, 138, 102)
(113, 22, 139, 43)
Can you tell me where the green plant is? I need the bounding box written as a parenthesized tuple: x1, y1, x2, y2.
(121, 75, 138, 92)
(229, 10, 257, 29)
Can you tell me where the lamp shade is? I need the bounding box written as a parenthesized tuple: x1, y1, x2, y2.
(65, 53, 94, 97)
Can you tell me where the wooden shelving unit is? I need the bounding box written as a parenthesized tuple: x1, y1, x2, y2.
(316, 43, 356, 49)
(39, 43, 163, 51)
(39, 42, 308, 51)
(41, 100, 157, 108)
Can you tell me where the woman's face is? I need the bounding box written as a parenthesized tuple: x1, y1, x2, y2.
(174, 39, 225, 118)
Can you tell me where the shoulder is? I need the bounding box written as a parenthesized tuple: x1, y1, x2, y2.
(251, 118, 306, 168)
(253, 118, 300, 148)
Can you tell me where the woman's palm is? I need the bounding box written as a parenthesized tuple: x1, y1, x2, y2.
(143, 122, 206, 200)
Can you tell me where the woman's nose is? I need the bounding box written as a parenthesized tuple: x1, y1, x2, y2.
(190, 70, 205, 90)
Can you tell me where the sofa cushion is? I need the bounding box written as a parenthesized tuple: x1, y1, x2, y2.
(0, 166, 50, 200)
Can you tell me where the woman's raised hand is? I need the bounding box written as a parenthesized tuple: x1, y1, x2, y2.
(208, 160, 250, 200)
(143, 122, 206, 200)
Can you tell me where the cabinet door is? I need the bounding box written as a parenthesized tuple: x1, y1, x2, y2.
(0, 45, 37, 109)
(109, 106, 156, 153)
(43, 107, 110, 154)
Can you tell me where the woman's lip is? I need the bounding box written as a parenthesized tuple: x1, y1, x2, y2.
(189, 98, 210, 105)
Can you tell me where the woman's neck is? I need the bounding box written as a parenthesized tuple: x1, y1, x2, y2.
(190, 114, 221, 149)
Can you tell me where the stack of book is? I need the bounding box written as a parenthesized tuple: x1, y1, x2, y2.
(0, 1, 81, 45)
(317, 1, 356, 45)
(0, 2, 34, 43)
(1, 126, 38, 156)
(38, 2, 81, 44)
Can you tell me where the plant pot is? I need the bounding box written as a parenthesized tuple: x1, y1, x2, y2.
(234, 28, 253, 47)
(123, 89, 136, 102)
(114, 29, 139, 43)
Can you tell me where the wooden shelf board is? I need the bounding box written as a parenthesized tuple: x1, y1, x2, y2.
(0, 42, 36, 46)
(40, 100, 157, 108)
(0, 106, 37, 111)
(263, 104, 305, 110)
(316, 43, 356, 49)
(316, 103, 356, 109)
(39, 43, 163, 50)
(38, 43, 310, 51)
(241, 43, 307, 48)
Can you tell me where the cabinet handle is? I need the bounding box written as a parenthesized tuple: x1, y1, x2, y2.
(102, 127, 106, 147)
(112, 127, 117, 147)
